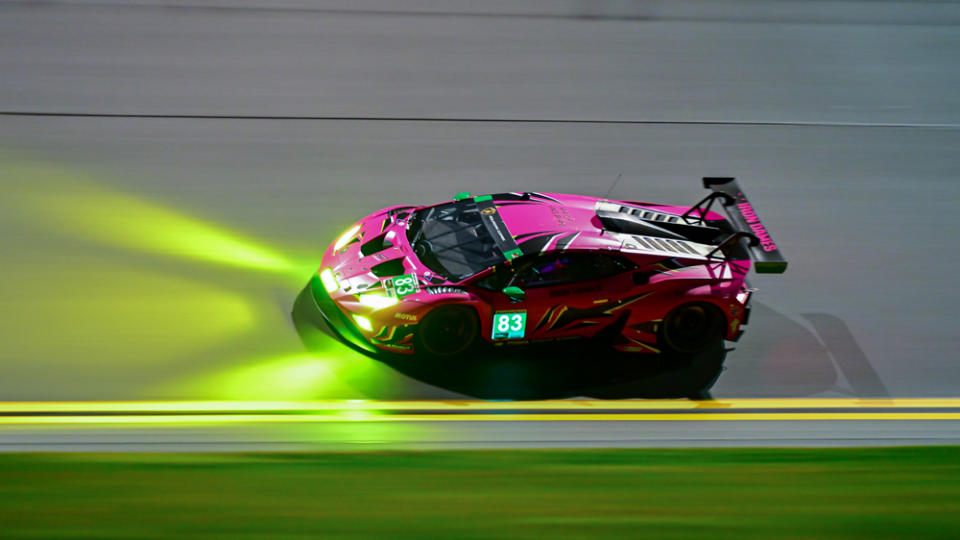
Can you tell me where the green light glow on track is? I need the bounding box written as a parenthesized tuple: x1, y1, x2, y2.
(0, 258, 257, 370)
(163, 353, 360, 400)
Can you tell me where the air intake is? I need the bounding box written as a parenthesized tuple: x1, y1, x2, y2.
(361, 233, 393, 256)
(370, 258, 405, 278)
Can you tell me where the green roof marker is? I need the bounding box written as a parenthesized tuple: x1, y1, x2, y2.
(454, 191, 472, 201)
(473, 194, 493, 202)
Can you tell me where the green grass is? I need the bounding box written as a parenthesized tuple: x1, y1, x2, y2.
(1, 447, 959, 539)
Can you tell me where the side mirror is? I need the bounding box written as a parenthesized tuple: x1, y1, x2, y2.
(502, 286, 525, 303)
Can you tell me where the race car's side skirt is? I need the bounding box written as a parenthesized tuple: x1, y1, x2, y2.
(703, 177, 788, 274)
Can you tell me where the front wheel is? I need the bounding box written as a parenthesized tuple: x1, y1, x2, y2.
(660, 303, 724, 355)
(415, 305, 479, 357)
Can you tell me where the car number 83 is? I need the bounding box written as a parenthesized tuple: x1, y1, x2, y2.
(394, 275, 417, 296)
(492, 311, 527, 340)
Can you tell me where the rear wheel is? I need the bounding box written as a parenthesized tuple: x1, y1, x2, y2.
(415, 305, 479, 357)
(661, 303, 724, 355)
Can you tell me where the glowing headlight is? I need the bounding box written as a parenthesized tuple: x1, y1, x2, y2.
(352, 314, 373, 332)
(333, 224, 361, 252)
(357, 293, 399, 310)
(319, 268, 339, 293)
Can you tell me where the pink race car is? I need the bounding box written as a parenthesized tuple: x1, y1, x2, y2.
(297, 178, 786, 358)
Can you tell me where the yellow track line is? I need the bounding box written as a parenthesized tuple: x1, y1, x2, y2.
(2, 398, 960, 413)
(1, 412, 960, 424)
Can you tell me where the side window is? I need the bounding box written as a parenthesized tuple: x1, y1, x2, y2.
(514, 253, 634, 289)
(591, 254, 636, 276)
(473, 265, 513, 291)
(514, 254, 586, 288)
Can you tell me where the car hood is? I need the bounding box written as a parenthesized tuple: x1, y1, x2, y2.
(319, 207, 449, 300)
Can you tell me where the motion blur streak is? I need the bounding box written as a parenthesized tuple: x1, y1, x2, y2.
(10, 164, 297, 274)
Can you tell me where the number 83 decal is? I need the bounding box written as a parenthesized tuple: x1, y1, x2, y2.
(491, 311, 527, 340)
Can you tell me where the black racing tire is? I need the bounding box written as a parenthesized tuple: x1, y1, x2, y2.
(660, 302, 725, 355)
(414, 304, 480, 357)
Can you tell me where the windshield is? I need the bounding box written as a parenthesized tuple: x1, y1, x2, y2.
(406, 201, 506, 281)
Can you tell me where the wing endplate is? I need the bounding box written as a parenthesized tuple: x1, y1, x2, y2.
(703, 177, 788, 274)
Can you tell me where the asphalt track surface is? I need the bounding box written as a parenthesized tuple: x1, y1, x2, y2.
(2, 0, 960, 447)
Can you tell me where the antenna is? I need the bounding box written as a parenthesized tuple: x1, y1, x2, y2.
(603, 173, 623, 199)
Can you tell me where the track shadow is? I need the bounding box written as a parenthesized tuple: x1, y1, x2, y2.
(292, 285, 725, 400)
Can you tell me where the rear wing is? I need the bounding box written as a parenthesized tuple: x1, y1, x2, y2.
(697, 177, 787, 274)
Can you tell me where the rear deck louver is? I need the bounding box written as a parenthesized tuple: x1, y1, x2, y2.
(630, 235, 706, 257)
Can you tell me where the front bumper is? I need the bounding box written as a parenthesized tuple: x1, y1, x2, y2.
(293, 274, 377, 354)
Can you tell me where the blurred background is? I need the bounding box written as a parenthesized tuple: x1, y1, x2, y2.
(2, 0, 959, 401)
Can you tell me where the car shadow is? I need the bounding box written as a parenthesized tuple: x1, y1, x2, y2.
(710, 302, 839, 396)
(802, 313, 890, 398)
(291, 284, 725, 400)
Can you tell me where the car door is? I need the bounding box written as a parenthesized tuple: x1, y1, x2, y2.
(486, 252, 636, 343)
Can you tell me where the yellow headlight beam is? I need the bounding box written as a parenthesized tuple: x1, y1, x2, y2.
(22, 178, 296, 274)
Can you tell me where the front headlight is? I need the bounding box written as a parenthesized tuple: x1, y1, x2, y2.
(319, 268, 339, 293)
(352, 314, 373, 332)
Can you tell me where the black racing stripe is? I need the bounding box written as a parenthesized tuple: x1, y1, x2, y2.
(490, 193, 531, 202)
(518, 232, 562, 255)
(529, 192, 562, 203)
(535, 305, 563, 332)
(494, 200, 549, 208)
(554, 232, 579, 250)
(513, 231, 549, 241)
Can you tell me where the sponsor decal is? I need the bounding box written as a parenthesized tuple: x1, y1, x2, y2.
(736, 198, 778, 252)
(550, 206, 575, 227)
(476, 198, 524, 260)
(395, 312, 418, 321)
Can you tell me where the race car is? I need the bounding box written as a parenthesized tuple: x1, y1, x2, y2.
(295, 178, 786, 358)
